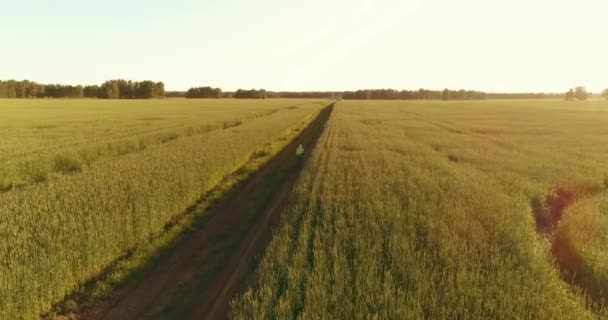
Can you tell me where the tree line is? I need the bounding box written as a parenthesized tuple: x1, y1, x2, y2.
(183, 87, 268, 99)
(233, 89, 268, 99)
(85, 80, 165, 99)
(341, 89, 487, 100)
(565, 87, 591, 101)
(181, 87, 608, 100)
(185, 86, 223, 98)
(184, 90, 338, 99)
(274, 92, 341, 99)
(0, 79, 164, 99)
(486, 93, 563, 99)
(0, 80, 79, 98)
(3, 79, 608, 100)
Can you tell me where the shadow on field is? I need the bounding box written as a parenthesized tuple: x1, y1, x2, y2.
(532, 179, 608, 310)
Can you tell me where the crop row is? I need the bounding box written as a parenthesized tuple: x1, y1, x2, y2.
(0, 100, 327, 320)
(232, 100, 608, 319)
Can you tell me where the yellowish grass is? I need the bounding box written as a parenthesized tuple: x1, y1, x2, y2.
(232, 99, 608, 319)
(0, 98, 329, 320)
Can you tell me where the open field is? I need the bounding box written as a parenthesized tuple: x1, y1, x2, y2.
(4, 98, 608, 319)
(77, 104, 334, 320)
(0, 98, 329, 319)
(6, 1, 608, 319)
(0, 99, 321, 191)
(231, 99, 608, 319)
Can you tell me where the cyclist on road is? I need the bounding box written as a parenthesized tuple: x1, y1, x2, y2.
(296, 144, 304, 170)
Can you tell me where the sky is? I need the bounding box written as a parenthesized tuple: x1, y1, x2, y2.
(1, 0, 607, 92)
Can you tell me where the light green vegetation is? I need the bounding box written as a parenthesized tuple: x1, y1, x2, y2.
(0, 98, 329, 320)
(232, 100, 608, 319)
(0, 99, 311, 190)
(554, 193, 608, 303)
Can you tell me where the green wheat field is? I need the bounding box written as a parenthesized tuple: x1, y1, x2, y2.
(1, 99, 607, 319)
(0, 98, 328, 319)
(232, 99, 608, 319)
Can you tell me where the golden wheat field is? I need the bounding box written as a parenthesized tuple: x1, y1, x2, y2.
(231, 99, 608, 319)
(0, 98, 329, 319)
(3, 98, 608, 319)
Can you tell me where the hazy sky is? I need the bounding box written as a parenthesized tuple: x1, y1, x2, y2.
(2, 0, 607, 92)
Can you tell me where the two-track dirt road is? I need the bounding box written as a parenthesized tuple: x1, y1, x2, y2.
(76, 103, 334, 320)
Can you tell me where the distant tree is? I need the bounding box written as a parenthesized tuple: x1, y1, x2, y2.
(0, 82, 7, 98)
(565, 89, 575, 101)
(399, 90, 416, 99)
(487, 93, 554, 99)
(39, 84, 83, 98)
(267, 91, 282, 98)
(574, 86, 589, 101)
(442, 89, 450, 100)
(6, 84, 16, 98)
(137, 81, 159, 99)
(74, 85, 84, 98)
(273, 91, 336, 98)
(15, 81, 28, 98)
(601, 89, 608, 100)
(155, 82, 165, 98)
(28, 82, 44, 98)
(457, 89, 467, 100)
(342, 90, 367, 99)
(1, 80, 20, 98)
(84, 85, 100, 98)
(186, 86, 222, 98)
(234, 89, 267, 99)
(98, 79, 163, 99)
(165, 91, 187, 98)
(0, 79, 163, 99)
(108, 81, 120, 99)
(119, 80, 133, 98)
(233, 89, 248, 99)
(100, 81, 120, 99)
(257, 89, 268, 99)
(341, 88, 486, 100)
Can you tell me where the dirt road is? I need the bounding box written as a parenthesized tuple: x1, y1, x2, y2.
(78, 103, 334, 320)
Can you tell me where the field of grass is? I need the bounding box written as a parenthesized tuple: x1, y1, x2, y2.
(0, 98, 329, 319)
(231, 99, 608, 319)
(553, 192, 608, 303)
(0, 99, 317, 191)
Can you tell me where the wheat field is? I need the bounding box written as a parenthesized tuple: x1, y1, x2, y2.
(0, 98, 329, 319)
(232, 99, 608, 319)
